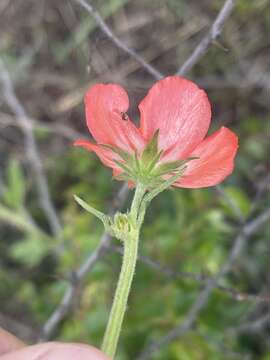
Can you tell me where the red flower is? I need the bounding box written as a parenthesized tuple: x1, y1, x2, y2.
(74, 76, 238, 188)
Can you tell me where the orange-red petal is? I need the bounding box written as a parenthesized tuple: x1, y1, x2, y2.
(85, 83, 145, 153)
(175, 127, 238, 188)
(139, 76, 211, 160)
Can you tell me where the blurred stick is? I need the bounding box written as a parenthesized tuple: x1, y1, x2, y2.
(0, 111, 85, 141)
(235, 312, 270, 334)
(177, 0, 237, 75)
(0, 60, 61, 236)
(72, 0, 237, 79)
(110, 244, 270, 304)
(39, 184, 128, 340)
(137, 206, 270, 359)
(73, 0, 163, 80)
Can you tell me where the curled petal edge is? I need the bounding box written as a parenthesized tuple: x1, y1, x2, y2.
(74, 139, 121, 172)
(174, 127, 238, 188)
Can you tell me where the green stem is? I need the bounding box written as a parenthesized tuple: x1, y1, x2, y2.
(101, 184, 146, 358)
(130, 183, 146, 220)
(102, 230, 139, 358)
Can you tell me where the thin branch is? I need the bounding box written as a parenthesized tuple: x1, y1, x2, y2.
(39, 184, 129, 341)
(177, 0, 237, 75)
(0, 60, 61, 236)
(110, 244, 270, 304)
(72, 0, 163, 80)
(0, 111, 85, 141)
(137, 207, 270, 359)
(235, 312, 270, 334)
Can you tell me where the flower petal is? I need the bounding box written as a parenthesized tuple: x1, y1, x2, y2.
(85, 83, 145, 152)
(139, 76, 211, 160)
(175, 127, 238, 188)
(74, 139, 122, 172)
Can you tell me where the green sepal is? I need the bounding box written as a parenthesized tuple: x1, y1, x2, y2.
(140, 130, 159, 166)
(137, 167, 187, 227)
(152, 157, 198, 177)
(114, 173, 132, 182)
(146, 150, 163, 173)
(144, 167, 187, 204)
(99, 138, 198, 190)
(114, 160, 134, 176)
(100, 144, 131, 162)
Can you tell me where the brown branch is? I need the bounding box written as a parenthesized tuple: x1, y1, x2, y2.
(0, 59, 61, 237)
(72, 0, 237, 80)
(177, 0, 237, 75)
(73, 0, 163, 80)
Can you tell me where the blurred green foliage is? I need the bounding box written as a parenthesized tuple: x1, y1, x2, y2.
(1, 0, 270, 359)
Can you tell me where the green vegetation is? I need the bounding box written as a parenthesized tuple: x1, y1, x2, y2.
(0, 0, 270, 359)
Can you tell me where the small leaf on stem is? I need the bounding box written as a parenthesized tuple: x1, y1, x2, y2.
(73, 195, 111, 231)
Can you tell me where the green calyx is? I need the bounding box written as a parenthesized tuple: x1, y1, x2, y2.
(101, 131, 198, 188)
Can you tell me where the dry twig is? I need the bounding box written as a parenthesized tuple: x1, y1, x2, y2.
(73, 0, 164, 80)
(177, 0, 237, 75)
(0, 60, 61, 236)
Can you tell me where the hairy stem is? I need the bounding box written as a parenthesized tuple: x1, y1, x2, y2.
(101, 184, 146, 358)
